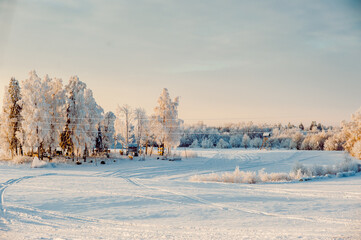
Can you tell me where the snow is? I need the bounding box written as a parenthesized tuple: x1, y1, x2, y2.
(30, 157, 48, 168)
(1, 149, 361, 239)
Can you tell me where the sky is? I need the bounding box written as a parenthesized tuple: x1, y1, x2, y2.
(0, 0, 360, 126)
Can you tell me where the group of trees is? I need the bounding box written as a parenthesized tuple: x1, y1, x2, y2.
(180, 121, 332, 150)
(0, 71, 182, 160)
(114, 89, 182, 156)
(1, 70, 360, 161)
(181, 115, 361, 160)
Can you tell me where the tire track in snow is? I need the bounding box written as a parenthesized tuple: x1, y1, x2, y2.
(0, 173, 56, 230)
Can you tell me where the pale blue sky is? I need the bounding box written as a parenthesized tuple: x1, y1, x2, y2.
(0, 0, 360, 126)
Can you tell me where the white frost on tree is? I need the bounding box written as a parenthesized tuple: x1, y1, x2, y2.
(201, 138, 213, 148)
(190, 139, 200, 148)
(229, 135, 242, 148)
(21, 71, 52, 158)
(134, 108, 149, 152)
(241, 134, 250, 149)
(0, 78, 22, 158)
(63, 76, 89, 159)
(43, 76, 66, 156)
(250, 137, 262, 148)
(84, 88, 104, 156)
(115, 104, 134, 152)
(217, 138, 230, 149)
(152, 88, 183, 155)
(101, 111, 116, 151)
(343, 107, 361, 159)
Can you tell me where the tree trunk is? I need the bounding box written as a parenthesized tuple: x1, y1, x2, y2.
(20, 144, 23, 156)
(150, 145, 153, 156)
(145, 140, 149, 156)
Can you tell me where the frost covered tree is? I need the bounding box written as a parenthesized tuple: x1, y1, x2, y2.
(342, 107, 361, 159)
(101, 111, 116, 152)
(61, 76, 90, 159)
(250, 137, 262, 148)
(241, 134, 250, 149)
(84, 88, 104, 157)
(291, 131, 304, 150)
(190, 139, 200, 148)
(229, 134, 242, 148)
(21, 71, 52, 158)
(115, 104, 133, 152)
(152, 88, 183, 155)
(324, 132, 345, 151)
(201, 138, 213, 148)
(0, 78, 22, 158)
(217, 138, 230, 148)
(43, 77, 66, 156)
(134, 108, 148, 152)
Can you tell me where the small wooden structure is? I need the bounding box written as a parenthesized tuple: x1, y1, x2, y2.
(260, 132, 271, 150)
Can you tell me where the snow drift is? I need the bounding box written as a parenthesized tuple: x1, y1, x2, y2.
(190, 158, 360, 184)
(31, 157, 48, 168)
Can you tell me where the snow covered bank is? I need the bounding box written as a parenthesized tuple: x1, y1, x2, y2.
(190, 158, 360, 184)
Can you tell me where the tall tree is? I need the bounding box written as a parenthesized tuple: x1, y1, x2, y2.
(101, 111, 116, 152)
(115, 104, 133, 153)
(44, 76, 66, 157)
(62, 76, 88, 159)
(0, 78, 22, 158)
(134, 108, 148, 153)
(152, 88, 183, 155)
(84, 88, 104, 158)
(21, 71, 52, 159)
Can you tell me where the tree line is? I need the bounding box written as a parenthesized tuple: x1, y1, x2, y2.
(179, 116, 361, 159)
(1, 70, 360, 161)
(0, 71, 182, 160)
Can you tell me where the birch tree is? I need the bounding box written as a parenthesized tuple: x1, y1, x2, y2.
(153, 88, 183, 155)
(115, 104, 133, 152)
(21, 71, 52, 158)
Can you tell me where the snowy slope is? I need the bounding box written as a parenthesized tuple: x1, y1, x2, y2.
(1, 150, 360, 239)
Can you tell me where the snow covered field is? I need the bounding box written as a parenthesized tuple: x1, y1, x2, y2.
(1, 149, 361, 239)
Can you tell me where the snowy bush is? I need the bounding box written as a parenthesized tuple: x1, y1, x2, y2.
(250, 137, 262, 148)
(324, 132, 345, 151)
(190, 139, 200, 148)
(290, 157, 359, 178)
(291, 132, 304, 150)
(190, 167, 290, 184)
(350, 140, 361, 159)
(201, 138, 213, 148)
(241, 134, 250, 149)
(342, 107, 361, 159)
(229, 135, 242, 148)
(31, 157, 48, 168)
(216, 138, 230, 149)
(280, 138, 291, 149)
(190, 158, 360, 184)
(12, 155, 32, 164)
